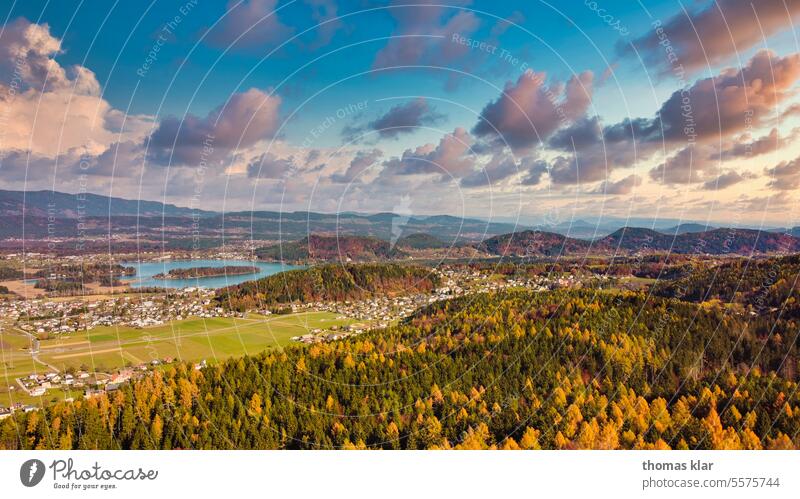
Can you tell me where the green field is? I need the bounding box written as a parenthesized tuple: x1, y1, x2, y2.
(37, 311, 355, 372)
(0, 311, 357, 406)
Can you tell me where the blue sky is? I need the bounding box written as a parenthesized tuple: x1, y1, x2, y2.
(2, 1, 800, 226)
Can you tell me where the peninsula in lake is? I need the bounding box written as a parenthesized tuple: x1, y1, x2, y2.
(152, 266, 260, 280)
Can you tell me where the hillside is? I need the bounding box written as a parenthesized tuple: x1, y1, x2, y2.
(6, 288, 800, 449)
(477, 230, 592, 256)
(660, 223, 716, 235)
(217, 263, 439, 311)
(0, 189, 523, 251)
(255, 234, 400, 262)
(596, 227, 676, 252)
(0, 189, 216, 218)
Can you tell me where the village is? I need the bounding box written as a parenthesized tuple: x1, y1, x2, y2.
(0, 287, 230, 335)
(289, 267, 554, 344)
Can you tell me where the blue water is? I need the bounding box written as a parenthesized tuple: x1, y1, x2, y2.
(120, 259, 303, 289)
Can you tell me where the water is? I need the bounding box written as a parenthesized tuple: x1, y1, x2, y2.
(120, 259, 304, 289)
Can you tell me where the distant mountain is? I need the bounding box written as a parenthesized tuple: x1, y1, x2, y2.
(2, 189, 798, 256)
(0, 189, 525, 251)
(598, 227, 676, 251)
(597, 227, 800, 254)
(0, 189, 216, 218)
(660, 223, 716, 235)
(476, 227, 800, 257)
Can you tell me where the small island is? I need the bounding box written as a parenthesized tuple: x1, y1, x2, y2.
(153, 265, 260, 280)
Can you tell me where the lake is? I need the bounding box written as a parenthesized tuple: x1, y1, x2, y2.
(120, 259, 304, 289)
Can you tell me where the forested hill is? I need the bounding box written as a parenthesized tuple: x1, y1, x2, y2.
(477, 227, 800, 256)
(255, 235, 399, 262)
(216, 264, 439, 311)
(3, 289, 799, 450)
(0, 189, 215, 218)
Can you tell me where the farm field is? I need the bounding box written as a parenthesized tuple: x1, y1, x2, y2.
(0, 311, 358, 406)
(36, 311, 356, 372)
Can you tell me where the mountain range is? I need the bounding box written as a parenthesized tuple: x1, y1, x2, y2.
(2, 189, 800, 256)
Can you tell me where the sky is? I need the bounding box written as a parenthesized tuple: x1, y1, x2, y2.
(1, 0, 800, 228)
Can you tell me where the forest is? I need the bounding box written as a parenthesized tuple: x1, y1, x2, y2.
(2, 281, 799, 449)
(216, 263, 440, 312)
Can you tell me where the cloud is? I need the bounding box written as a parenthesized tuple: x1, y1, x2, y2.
(594, 174, 642, 195)
(83, 140, 145, 177)
(701, 170, 755, 190)
(246, 153, 295, 179)
(714, 128, 798, 160)
(520, 158, 549, 186)
(0, 18, 98, 94)
(473, 70, 594, 150)
(330, 149, 382, 183)
(543, 116, 655, 185)
(656, 50, 800, 142)
(765, 156, 800, 190)
(373, 0, 479, 70)
(148, 88, 282, 165)
(380, 127, 475, 180)
(0, 18, 152, 161)
(736, 191, 794, 213)
(544, 51, 800, 187)
(206, 0, 293, 50)
(345, 98, 445, 141)
(649, 144, 716, 184)
(459, 153, 519, 188)
(627, 0, 800, 72)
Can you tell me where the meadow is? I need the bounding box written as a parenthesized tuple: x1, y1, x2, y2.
(1, 311, 356, 406)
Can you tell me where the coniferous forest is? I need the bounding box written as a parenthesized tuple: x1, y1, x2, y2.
(3, 256, 800, 449)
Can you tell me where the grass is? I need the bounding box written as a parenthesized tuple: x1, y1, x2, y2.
(36, 311, 354, 373)
(0, 387, 84, 408)
(0, 311, 356, 405)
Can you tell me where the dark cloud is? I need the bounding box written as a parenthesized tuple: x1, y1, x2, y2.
(702, 170, 754, 190)
(473, 70, 594, 150)
(0, 150, 56, 182)
(547, 51, 800, 187)
(714, 128, 797, 160)
(459, 154, 518, 188)
(626, 0, 800, 72)
(520, 158, 549, 186)
(148, 88, 281, 166)
(649, 145, 715, 185)
(368, 98, 445, 138)
(544, 116, 656, 186)
(330, 149, 383, 183)
(594, 174, 642, 195)
(343, 98, 445, 142)
(247, 153, 295, 179)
